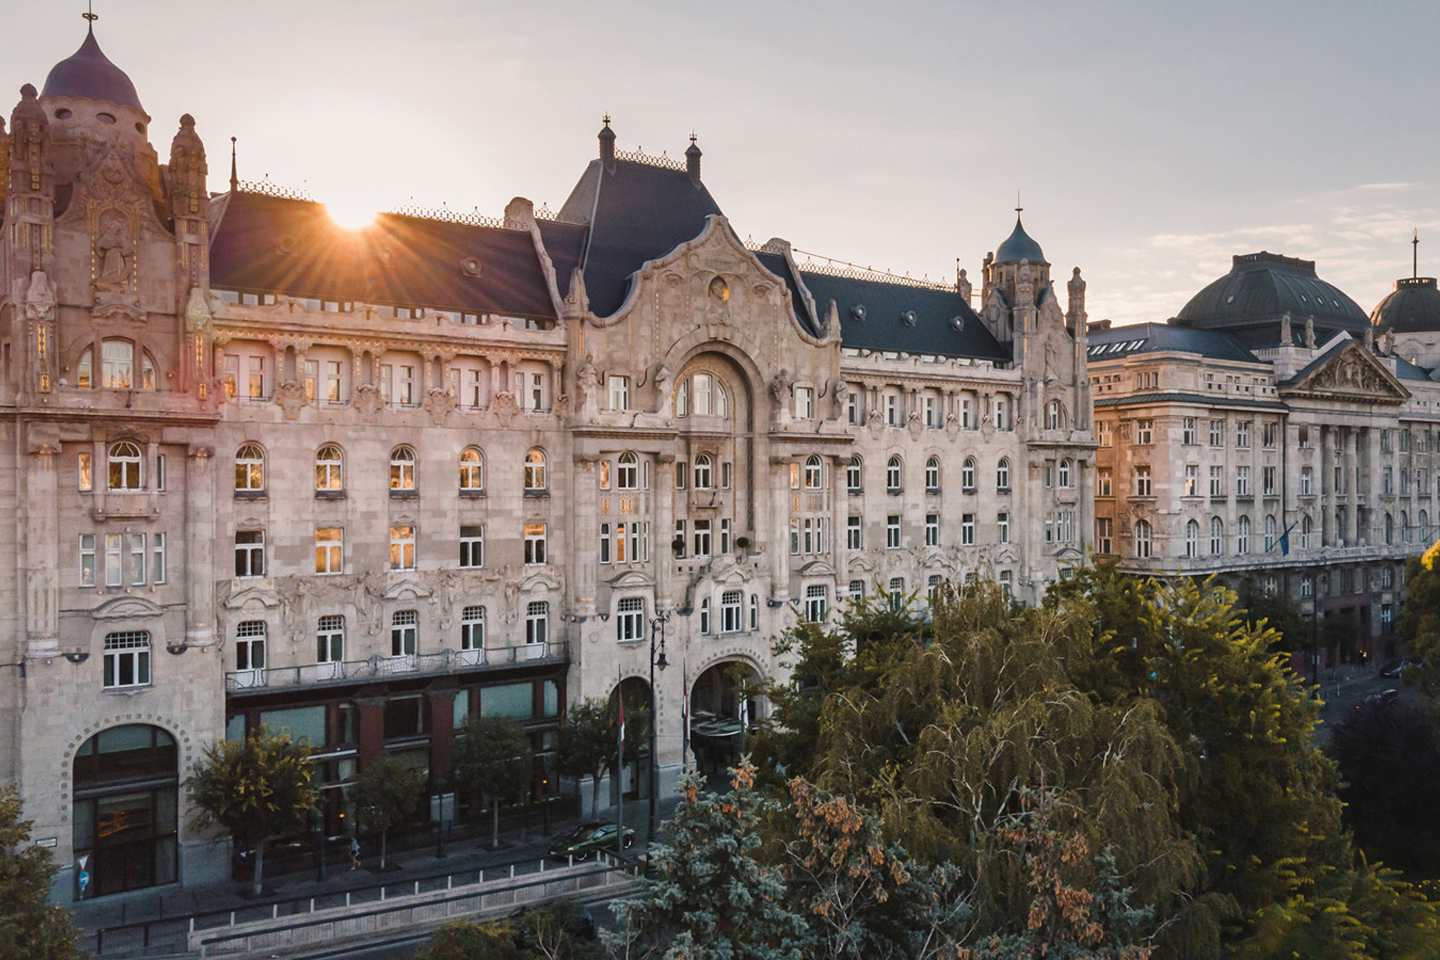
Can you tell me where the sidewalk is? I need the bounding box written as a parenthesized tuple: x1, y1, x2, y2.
(73, 796, 678, 954)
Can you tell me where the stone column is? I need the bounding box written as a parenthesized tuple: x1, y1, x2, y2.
(185, 444, 217, 648)
(24, 440, 59, 656)
(427, 688, 458, 789)
(1320, 426, 1333, 548)
(1346, 428, 1360, 544)
(655, 454, 675, 612)
(768, 456, 791, 603)
(830, 454, 847, 589)
(573, 455, 600, 618)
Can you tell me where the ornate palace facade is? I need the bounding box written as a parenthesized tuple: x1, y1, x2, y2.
(0, 27, 1092, 898)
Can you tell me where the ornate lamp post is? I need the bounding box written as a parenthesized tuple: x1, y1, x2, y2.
(647, 610, 670, 847)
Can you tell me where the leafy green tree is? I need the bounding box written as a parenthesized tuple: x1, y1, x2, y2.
(451, 715, 533, 848)
(557, 699, 616, 815)
(412, 919, 525, 960)
(1398, 555, 1440, 693)
(515, 900, 601, 960)
(0, 785, 84, 960)
(352, 756, 425, 870)
(186, 725, 318, 896)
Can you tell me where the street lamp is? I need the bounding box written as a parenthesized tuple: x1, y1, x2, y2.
(647, 610, 670, 848)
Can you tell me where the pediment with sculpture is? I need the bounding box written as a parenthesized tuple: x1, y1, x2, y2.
(1280, 343, 1409, 405)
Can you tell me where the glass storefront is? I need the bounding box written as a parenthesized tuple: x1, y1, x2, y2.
(72, 725, 178, 898)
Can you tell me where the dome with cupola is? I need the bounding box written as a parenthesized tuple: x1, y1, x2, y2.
(993, 213, 1047, 265)
(41, 26, 144, 114)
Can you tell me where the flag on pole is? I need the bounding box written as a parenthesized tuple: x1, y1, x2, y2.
(618, 688, 626, 756)
(739, 692, 748, 731)
(682, 666, 690, 763)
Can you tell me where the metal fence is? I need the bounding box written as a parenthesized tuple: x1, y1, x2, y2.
(225, 642, 564, 694)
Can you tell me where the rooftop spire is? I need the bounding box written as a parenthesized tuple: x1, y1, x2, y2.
(229, 136, 238, 193)
(83, 1, 97, 24)
(1414, 228, 1420, 280)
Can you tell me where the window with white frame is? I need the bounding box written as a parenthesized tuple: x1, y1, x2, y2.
(1209, 466, 1224, 498)
(1095, 517, 1112, 554)
(750, 594, 759, 630)
(1046, 400, 1062, 431)
(888, 577, 905, 610)
(675, 370, 729, 419)
(995, 397, 1010, 431)
(80, 534, 96, 586)
(128, 533, 145, 586)
(803, 455, 823, 490)
(1236, 466, 1251, 497)
(616, 597, 645, 642)
(316, 444, 344, 492)
(923, 393, 940, 428)
(1236, 421, 1251, 449)
(460, 524, 484, 568)
(695, 455, 714, 489)
(998, 512, 1010, 544)
(105, 534, 122, 587)
(235, 443, 265, 493)
(390, 446, 416, 493)
(846, 457, 862, 493)
(1059, 459, 1072, 488)
(235, 620, 266, 673)
(961, 458, 975, 489)
(997, 458, 1010, 490)
(699, 598, 710, 634)
(886, 457, 902, 491)
(460, 606, 485, 650)
(1097, 468, 1111, 497)
(390, 525, 416, 571)
(459, 448, 484, 492)
(391, 610, 418, 656)
(609, 375, 630, 412)
(1134, 466, 1152, 497)
(925, 513, 939, 546)
(1264, 515, 1276, 551)
(847, 516, 862, 550)
(962, 514, 975, 545)
(1097, 420, 1112, 447)
(524, 523, 547, 565)
(1135, 420, 1152, 445)
(1301, 467, 1313, 496)
(849, 580, 865, 600)
(886, 515, 901, 549)
(846, 389, 862, 425)
(794, 385, 814, 419)
(617, 452, 638, 490)
(108, 440, 143, 491)
(235, 530, 264, 578)
(315, 527, 343, 574)
(722, 591, 743, 633)
(804, 584, 828, 623)
(1262, 421, 1277, 448)
(1134, 520, 1152, 558)
(1237, 515, 1250, 553)
(925, 458, 940, 490)
(1209, 419, 1224, 447)
(1184, 464, 1199, 497)
(1263, 466, 1276, 496)
(1210, 516, 1224, 555)
(883, 392, 900, 426)
(317, 615, 345, 663)
(693, 519, 712, 558)
(1182, 418, 1197, 445)
(1301, 515, 1313, 550)
(524, 449, 547, 491)
(103, 631, 150, 689)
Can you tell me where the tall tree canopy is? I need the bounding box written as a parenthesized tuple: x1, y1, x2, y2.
(0, 785, 84, 960)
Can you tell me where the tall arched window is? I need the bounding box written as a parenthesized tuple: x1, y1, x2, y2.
(390, 446, 416, 492)
(1058, 459, 1072, 488)
(886, 457, 903, 491)
(524, 449, 547, 491)
(1237, 515, 1251, 554)
(617, 452, 638, 490)
(73, 725, 178, 896)
(1264, 515, 1277, 551)
(108, 440, 143, 490)
(1046, 400, 1062, 430)
(234, 443, 265, 492)
(846, 456, 863, 493)
(1301, 514, 1313, 550)
(1134, 520, 1152, 558)
(315, 444, 344, 492)
(803, 455, 823, 490)
(925, 457, 941, 490)
(459, 447, 484, 492)
(1385, 512, 1394, 545)
(961, 458, 976, 489)
(1210, 516, 1224, 556)
(695, 454, 714, 489)
(1185, 519, 1199, 559)
(675, 371, 730, 419)
(1401, 510, 1410, 543)
(996, 458, 1010, 490)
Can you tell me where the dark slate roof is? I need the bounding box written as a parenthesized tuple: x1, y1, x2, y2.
(799, 271, 1009, 362)
(753, 252, 822, 337)
(1094, 392, 1288, 411)
(536, 219, 587, 297)
(1393, 354, 1432, 381)
(41, 27, 144, 114)
(1087, 321, 1260, 363)
(993, 214, 1047, 265)
(1371, 276, 1440, 334)
(209, 192, 557, 318)
(556, 158, 722, 318)
(1174, 252, 1368, 345)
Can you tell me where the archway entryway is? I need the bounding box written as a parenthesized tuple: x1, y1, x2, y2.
(689, 661, 765, 783)
(72, 724, 179, 899)
(609, 677, 653, 804)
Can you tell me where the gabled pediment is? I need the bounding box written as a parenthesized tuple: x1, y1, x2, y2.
(92, 595, 166, 621)
(606, 570, 656, 589)
(799, 559, 837, 578)
(383, 578, 433, 602)
(224, 585, 280, 611)
(1280, 342, 1410, 405)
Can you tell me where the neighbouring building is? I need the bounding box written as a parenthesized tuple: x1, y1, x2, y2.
(1090, 250, 1440, 672)
(0, 25, 1092, 899)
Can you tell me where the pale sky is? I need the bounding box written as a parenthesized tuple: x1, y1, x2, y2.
(6, 0, 1438, 325)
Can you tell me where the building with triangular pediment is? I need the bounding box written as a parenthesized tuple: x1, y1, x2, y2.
(1090, 251, 1440, 673)
(0, 24, 1093, 900)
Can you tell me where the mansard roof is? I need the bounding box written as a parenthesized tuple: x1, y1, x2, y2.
(1087, 321, 1260, 363)
(556, 158, 723, 318)
(208, 192, 557, 319)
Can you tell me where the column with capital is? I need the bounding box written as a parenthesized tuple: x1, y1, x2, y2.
(24, 440, 59, 656)
(1346, 428, 1360, 545)
(830, 454, 847, 592)
(184, 444, 217, 648)
(1320, 426, 1333, 548)
(572, 455, 600, 618)
(654, 454, 675, 611)
(768, 456, 791, 604)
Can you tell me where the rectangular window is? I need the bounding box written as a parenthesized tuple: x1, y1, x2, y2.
(326, 361, 343, 402)
(719, 519, 731, 554)
(1209, 466, 1224, 498)
(1236, 466, 1251, 496)
(1236, 421, 1251, 448)
(129, 533, 146, 586)
(526, 602, 548, 646)
(459, 524, 484, 568)
(304, 359, 318, 401)
(398, 364, 415, 405)
(1097, 420, 1112, 447)
(886, 515, 901, 549)
(389, 525, 416, 571)
(721, 461, 732, 489)
(80, 534, 96, 586)
(1264, 466, 1277, 496)
(1097, 468, 1112, 497)
(1301, 467, 1313, 495)
(923, 395, 939, 428)
(1134, 466, 1151, 497)
(804, 584, 828, 623)
(998, 512, 1010, 544)
(1298, 424, 1310, 448)
(1209, 419, 1224, 447)
(380, 363, 392, 403)
(1182, 418, 1196, 445)
(962, 514, 975, 546)
(318, 615, 345, 663)
(459, 607, 484, 652)
(105, 533, 122, 587)
(235, 530, 264, 578)
(609, 375, 630, 412)
(391, 610, 418, 657)
(616, 597, 645, 642)
(693, 519, 712, 558)
(599, 522, 611, 564)
(1262, 422, 1277, 448)
(925, 513, 939, 547)
(847, 391, 862, 425)
(155, 454, 165, 492)
(794, 386, 814, 419)
(722, 591, 743, 633)
(223, 354, 238, 398)
(248, 356, 266, 399)
(1135, 420, 1152, 445)
(316, 527, 343, 574)
(675, 461, 686, 490)
(78, 452, 93, 492)
(847, 516, 862, 550)
(1096, 517, 1113, 555)
(103, 631, 150, 689)
(524, 523, 547, 565)
(1184, 464, 1199, 497)
(152, 532, 166, 584)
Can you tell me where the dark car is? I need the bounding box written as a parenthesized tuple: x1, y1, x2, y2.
(1379, 659, 1412, 679)
(547, 821, 635, 860)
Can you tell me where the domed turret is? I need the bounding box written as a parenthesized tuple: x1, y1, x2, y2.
(41, 26, 144, 114)
(1371, 277, 1440, 334)
(1174, 251, 1367, 347)
(993, 212, 1047, 266)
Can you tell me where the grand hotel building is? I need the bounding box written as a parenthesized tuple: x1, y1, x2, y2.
(0, 27, 1093, 897)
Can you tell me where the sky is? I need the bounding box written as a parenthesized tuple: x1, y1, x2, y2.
(5, 0, 1439, 326)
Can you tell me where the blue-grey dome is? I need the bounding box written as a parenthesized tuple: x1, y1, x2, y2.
(1176, 252, 1367, 345)
(1372, 276, 1440, 334)
(41, 28, 144, 114)
(994, 215, 1047, 265)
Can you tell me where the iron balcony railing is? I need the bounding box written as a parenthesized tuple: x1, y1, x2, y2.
(225, 643, 564, 695)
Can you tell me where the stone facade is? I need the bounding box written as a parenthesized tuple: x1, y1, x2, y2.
(0, 28, 1093, 900)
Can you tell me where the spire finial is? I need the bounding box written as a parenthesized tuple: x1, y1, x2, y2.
(229, 136, 238, 194)
(602, 113, 611, 127)
(689, 131, 697, 144)
(1414, 227, 1420, 280)
(83, 1, 97, 23)
(1016, 189, 1022, 216)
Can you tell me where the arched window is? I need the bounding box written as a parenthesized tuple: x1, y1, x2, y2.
(459, 447, 484, 491)
(1423, 510, 1431, 539)
(925, 457, 941, 490)
(846, 456, 862, 493)
(1264, 515, 1277, 551)
(1210, 516, 1224, 556)
(1237, 515, 1251, 554)
(886, 457, 902, 491)
(390, 446, 416, 492)
(1385, 512, 1394, 545)
(1301, 514, 1313, 550)
(1046, 400, 1062, 430)
(961, 458, 976, 489)
(695, 454, 714, 489)
(675, 371, 731, 419)
(996, 458, 1010, 490)
(1058, 459, 1072, 488)
(460, 606, 485, 651)
(77, 347, 93, 389)
(108, 440, 143, 490)
(1134, 520, 1152, 558)
(102, 340, 134, 389)
(1401, 511, 1410, 543)
(524, 449, 547, 491)
(617, 452, 638, 490)
(234, 443, 265, 492)
(72, 725, 177, 896)
(315, 444, 344, 492)
(1185, 520, 1199, 558)
(803, 455, 823, 490)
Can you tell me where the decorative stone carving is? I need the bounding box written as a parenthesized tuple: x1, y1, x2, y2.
(1280, 311, 1292, 345)
(353, 382, 382, 422)
(423, 387, 454, 425)
(1304, 315, 1316, 348)
(576, 355, 600, 422)
(275, 380, 307, 420)
(493, 391, 519, 427)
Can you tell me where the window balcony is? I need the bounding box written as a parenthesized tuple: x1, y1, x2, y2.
(224, 642, 565, 696)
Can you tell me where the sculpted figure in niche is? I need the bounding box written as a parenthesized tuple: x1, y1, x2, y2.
(95, 212, 134, 291)
(769, 368, 792, 405)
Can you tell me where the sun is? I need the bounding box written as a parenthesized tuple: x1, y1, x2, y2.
(324, 197, 376, 232)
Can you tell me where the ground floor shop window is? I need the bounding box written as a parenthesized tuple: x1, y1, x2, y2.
(72, 724, 178, 898)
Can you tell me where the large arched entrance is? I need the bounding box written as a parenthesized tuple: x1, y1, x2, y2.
(72, 724, 179, 898)
(610, 677, 653, 804)
(689, 661, 765, 783)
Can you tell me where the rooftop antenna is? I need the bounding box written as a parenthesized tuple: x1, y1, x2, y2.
(229, 137, 238, 194)
(1414, 228, 1420, 279)
(83, 1, 97, 24)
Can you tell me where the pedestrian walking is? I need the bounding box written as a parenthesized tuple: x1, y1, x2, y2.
(349, 837, 360, 871)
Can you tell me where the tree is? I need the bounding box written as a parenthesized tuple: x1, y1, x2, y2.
(0, 785, 84, 960)
(186, 725, 318, 896)
(412, 919, 525, 960)
(557, 699, 616, 814)
(1398, 554, 1440, 693)
(352, 756, 425, 871)
(451, 715, 533, 848)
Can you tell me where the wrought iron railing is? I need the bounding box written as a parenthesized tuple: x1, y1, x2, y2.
(613, 147, 687, 172)
(387, 204, 509, 229)
(225, 642, 563, 694)
(237, 177, 313, 201)
(791, 248, 958, 291)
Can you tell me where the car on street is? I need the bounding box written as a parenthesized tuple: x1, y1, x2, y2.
(1379, 659, 1413, 679)
(547, 821, 635, 860)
